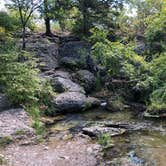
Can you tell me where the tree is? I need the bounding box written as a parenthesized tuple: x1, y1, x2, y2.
(54, 0, 74, 31)
(7, 0, 42, 49)
(39, 0, 73, 36)
(73, 0, 124, 36)
(42, 0, 53, 36)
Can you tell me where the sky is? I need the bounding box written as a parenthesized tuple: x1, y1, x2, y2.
(0, 0, 6, 11)
(0, 0, 137, 17)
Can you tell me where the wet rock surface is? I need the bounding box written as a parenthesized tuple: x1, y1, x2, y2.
(82, 126, 126, 137)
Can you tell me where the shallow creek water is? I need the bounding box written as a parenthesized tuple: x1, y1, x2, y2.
(48, 108, 166, 166)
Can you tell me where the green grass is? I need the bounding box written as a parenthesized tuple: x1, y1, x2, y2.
(97, 133, 111, 147)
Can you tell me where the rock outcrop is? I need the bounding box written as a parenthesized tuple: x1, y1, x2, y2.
(0, 109, 34, 138)
(73, 70, 96, 93)
(52, 92, 100, 113)
(59, 40, 96, 71)
(26, 36, 59, 71)
(51, 76, 85, 94)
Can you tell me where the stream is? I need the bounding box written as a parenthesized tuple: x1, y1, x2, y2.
(48, 108, 166, 166)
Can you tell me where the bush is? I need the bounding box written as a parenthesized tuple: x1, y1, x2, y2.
(0, 49, 54, 134)
(97, 133, 111, 147)
(0, 52, 41, 105)
(148, 84, 166, 114)
(136, 53, 166, 113)
(145, 13, 166, 55)
(0, 11, 14, 32)
(89, 27, 165, 114)
(90, 27, 147, 79)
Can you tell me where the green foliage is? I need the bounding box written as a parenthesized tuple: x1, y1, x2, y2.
(110, 95, 125, 111)
(145, 13, 166, 55)
(97, 133, 111, 147)
(90, 26, 165, 114)
(28, 105, 45, 135)
(0, 42, 54, 134)
(135, 53, 166, 113)
(89, 27, 109, 44)
(0, 52, 41, 105)
(73, 0, 123, 36)
(0, 10, 36, 35)
(0, 37, 16, 54)
(90, 27, 147, 79)
(148, 85, 166, 113)
(0, 155, 7, 165)
(0, 136, 12, 148)
(0, 11, 14, 32)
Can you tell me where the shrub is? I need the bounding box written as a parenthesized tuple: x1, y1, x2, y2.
(0, 52, 41, 105)
(136, 53, 166, 113)
(90, 27, 148, 79)
(148, 84, 166, 114)
(0, 11, 14, 32)
(145, 13, 166, 55)
(0, 136, 12, 148)
(97, 133, 111, 147)
(0, 49, 54, 134)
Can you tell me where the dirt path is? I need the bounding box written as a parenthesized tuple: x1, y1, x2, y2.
(0, 135, 101, 166)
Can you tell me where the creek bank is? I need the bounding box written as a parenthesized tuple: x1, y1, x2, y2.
(1, 34, 165, 166)
(26, 34, 101, 114)
(0, 134, 102, 166)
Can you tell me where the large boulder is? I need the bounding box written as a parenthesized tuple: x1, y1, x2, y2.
(134, 42, 146, 55)
(74, 70, 96, 93)
(0, 94, 11, 112)
(51, 77, 85, 94)
(59, 41, 90, 58)
(38, 51, 59, 71)
(26, 37, 59, 71)
(86, 97, 100, 108)
(60, 57, 82, 70)
(52, 92, 87, 112)
(52, 92, 100, 113)
(53, 70, 71, 79)
(59, 41, 96, 71)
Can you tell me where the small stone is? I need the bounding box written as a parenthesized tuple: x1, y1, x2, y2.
(62, 134, 73, 141)
(87, 147, 93, 154)
(43, 146, 49, 150)
(59, 156, 70, 160)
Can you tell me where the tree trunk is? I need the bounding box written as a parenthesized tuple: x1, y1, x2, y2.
(44, 17, 52, 36)
(22, 26, 26, 50)
(82, 1, 88, 35)
(44, 0, 53, 36)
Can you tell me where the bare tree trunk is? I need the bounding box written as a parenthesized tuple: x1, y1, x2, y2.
(22, 26, 26, 50)
(82, 1, 88, 35)
(44, 17, 52, 36)
(44, 0, 53, 36)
